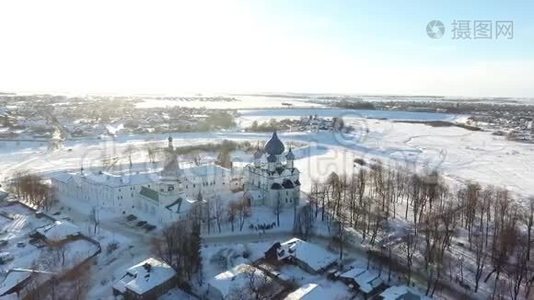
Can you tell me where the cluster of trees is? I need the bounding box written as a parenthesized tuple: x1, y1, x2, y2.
(200, 111, 236, 130)
(331, 99, 376, 110)
(204, 196, 250, 234)
(308, 161, 534, 299)
(152, 210, 202, 288)
(137, 139, 256, 169)
(247, 118, 294, 132)
(10, 171, 55, 210)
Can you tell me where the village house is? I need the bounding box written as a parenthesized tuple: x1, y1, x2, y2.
(377, 285, 430, 300)
(284, 283, 328, 300)
(338, 266, 386, 299)
(206, 263, 272, 300)
(265, 238, 338, 274)
(112, 257, 176, 300)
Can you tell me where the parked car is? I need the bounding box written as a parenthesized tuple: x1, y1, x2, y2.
(144, 224, 156, 232)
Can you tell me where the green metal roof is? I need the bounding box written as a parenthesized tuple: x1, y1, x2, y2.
(140, 186, 159, 202)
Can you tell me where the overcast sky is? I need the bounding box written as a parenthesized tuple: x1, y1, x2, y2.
(0, 0, 533, 97)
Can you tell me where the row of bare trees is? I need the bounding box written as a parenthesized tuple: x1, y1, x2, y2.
(10, 171, 55, 210)
(309, 161, 534, 299)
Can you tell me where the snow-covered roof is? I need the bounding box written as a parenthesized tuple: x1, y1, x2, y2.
(36, 220, 80, 241)
(340, 267, 382, 294)
(0, 293, 18, 300)
(379, 285, 430, 300)
(277, 238, 337, 272)
(50, 172, 73, 183)
(0, 271, 31, 296)
(208, 263, 267, 299)
(184, 164, 230, 178)
(113, 257, 176, 296)
(82, 171, 155, 188)
(54, 163, 229, 189)
(284, 283, 332, 300)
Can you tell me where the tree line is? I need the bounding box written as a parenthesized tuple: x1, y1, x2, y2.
(307, 161, 534, 299)
(10, 171, 55, 210)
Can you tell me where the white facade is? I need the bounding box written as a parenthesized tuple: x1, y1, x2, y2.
(51, 136, 232, 225)
(243, 132, 300, 208)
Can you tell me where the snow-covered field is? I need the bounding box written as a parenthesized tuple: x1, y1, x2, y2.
(3, 105, 533, 299)
(135, 95, 324, 109)
(1, 107, 532, 200)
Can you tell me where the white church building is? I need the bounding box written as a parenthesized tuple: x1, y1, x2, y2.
(51, 132, 302, 225)
(51, 136, 233, 224)
(243, 131, 300, 208)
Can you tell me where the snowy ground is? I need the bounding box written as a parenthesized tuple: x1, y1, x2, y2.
(1, 107, 532, 199)
(1, 106, 533, 298)
(135, 95, 325, 109)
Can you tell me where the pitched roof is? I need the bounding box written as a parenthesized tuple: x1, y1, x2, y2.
(208, 264, 268, 299)
(113, 257, 176, 296)
(276, 238, 337, 272)
(140, 186, 159, 202)
(379, 285, 430, 300)
(35, 220, 80, 241)
(285, 283, 321, 300)
(340, 267, 382, 294)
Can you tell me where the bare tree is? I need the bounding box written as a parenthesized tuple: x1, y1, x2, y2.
(294, 204, 314, 240)
(227, 203, 237, 232)
(244, 265, 274, 300)
(152, 214, 202, 282)
(213, 195, 224, 233)
(90, 207, 99, 235)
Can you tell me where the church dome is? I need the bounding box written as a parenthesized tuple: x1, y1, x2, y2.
(267, 154, 277, 163)
(264, 131, 285, 155)
(285, 147, 295, 160)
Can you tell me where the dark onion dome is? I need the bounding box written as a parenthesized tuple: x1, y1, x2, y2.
(264, 131, 285, 155)
(267, 153, 277, 163)
(282, 179, 294, 189)
(285, 147, 295, 160)
(294, 179, 301, 186)
(271, 183, 283, 190)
